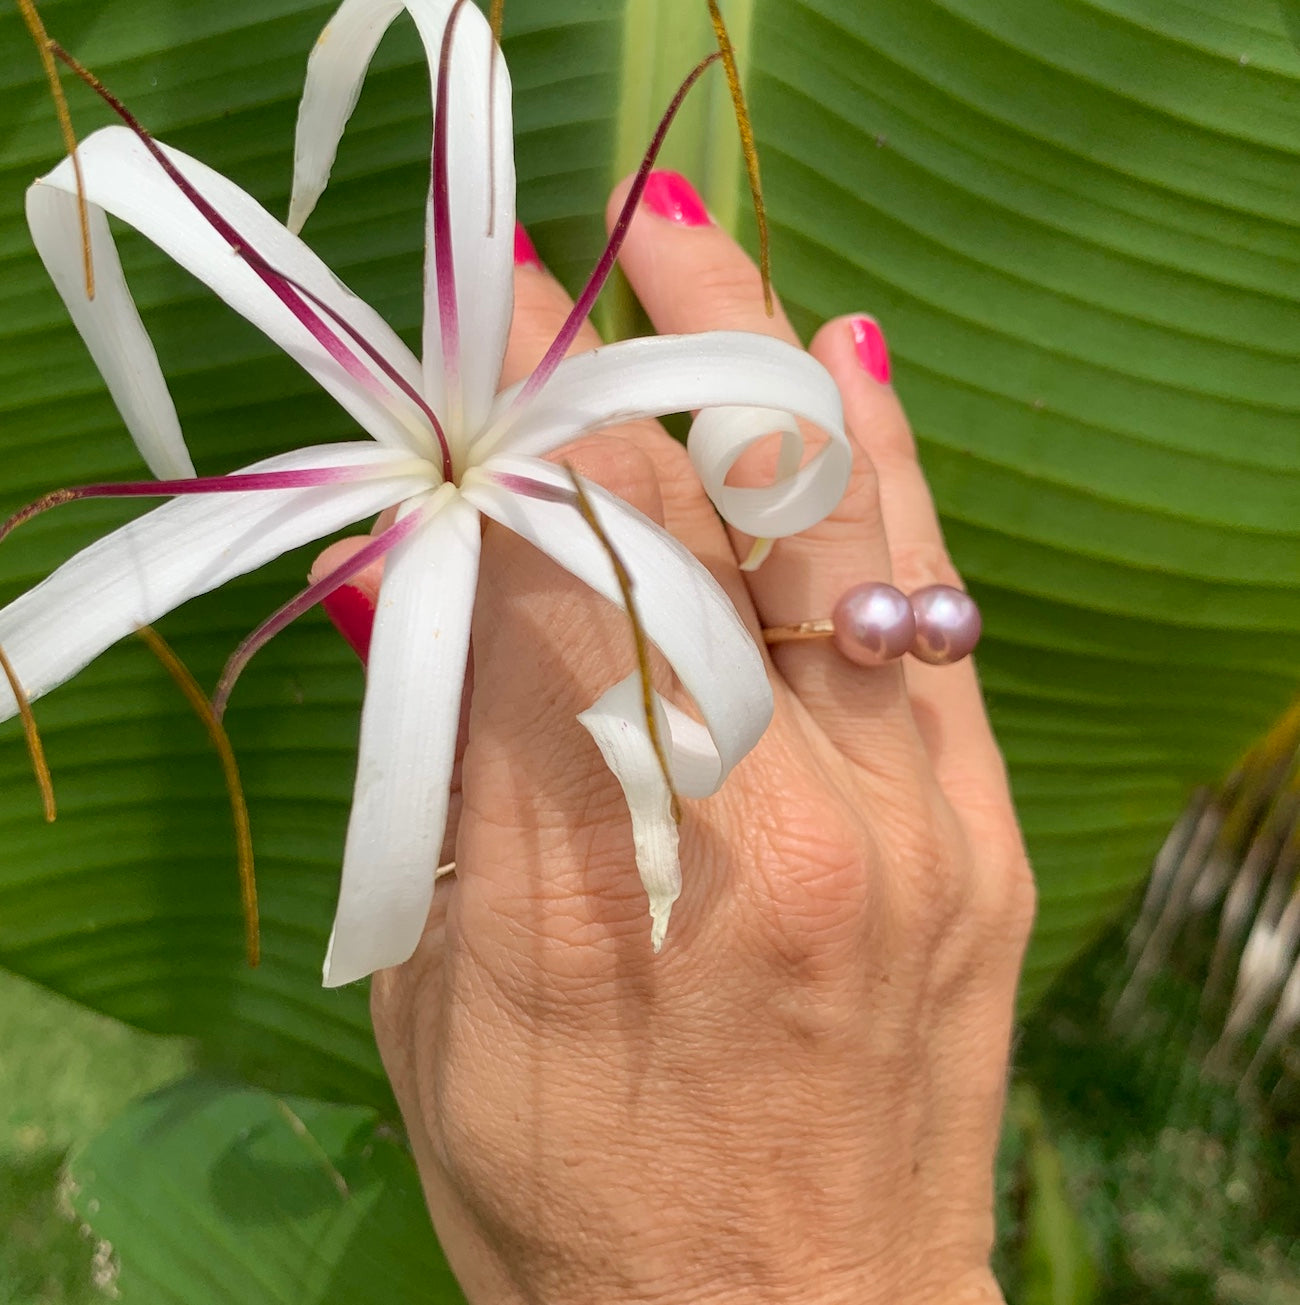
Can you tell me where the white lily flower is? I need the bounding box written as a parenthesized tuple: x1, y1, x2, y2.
(3, 0, 850, 985)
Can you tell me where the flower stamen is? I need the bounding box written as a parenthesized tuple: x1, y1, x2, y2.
(0, 466, 399, 550)
(517, 50, 723, 406)
(488, 470, 578, 505)
(213, 504, 430, 719)
(17, 0, 93, 299)
(136, 625, 259, 967)
(0, 641, 56, 823)
(705, 0, 771, 315)
(564, 465, 680, 824)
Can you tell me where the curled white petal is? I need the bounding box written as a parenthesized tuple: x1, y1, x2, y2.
(463, 456, 772, 792)
(0, 444, 429, 721)
(578, 674, 681, 950)
(34, 127, 431, 458)
(25, 186, 193, 480)
(579, 673, 747, 949)
(324, 486, 479, 986)
(474, 334, 847, 490)
(688, 403, 851, 541)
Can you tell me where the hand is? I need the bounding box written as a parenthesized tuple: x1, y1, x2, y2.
(316, 174, 1034, 1305)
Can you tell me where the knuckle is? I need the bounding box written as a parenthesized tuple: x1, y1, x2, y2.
(893, 833, 970, 949)
(854, 403, 917, 468)
(648, 432, 710, 503)
(751, 853, 881, 1045)
(816, 451, 882, 535)
(879, 795, 977, 950)
(978, 846, 1037, 946)
(682, 257, 770, 322)
(889, 538, 963, 593)
(745, 804, 879, 958)
(553, 431, 660, 505)
(844, 445, 883, 504)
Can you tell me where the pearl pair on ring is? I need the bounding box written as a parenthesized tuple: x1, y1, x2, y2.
(762, 582, 982, 667)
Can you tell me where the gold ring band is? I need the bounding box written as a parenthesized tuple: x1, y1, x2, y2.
(761, 619, 835, 646)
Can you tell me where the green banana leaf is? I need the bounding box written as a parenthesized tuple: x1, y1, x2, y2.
(1, 0, 1297, 1109)
(66, 1077, 463, 1302)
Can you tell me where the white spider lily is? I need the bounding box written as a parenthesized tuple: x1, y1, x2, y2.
(1, 0, 850, 985)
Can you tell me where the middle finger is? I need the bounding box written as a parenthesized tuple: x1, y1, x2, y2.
(609, 175, 921, 775)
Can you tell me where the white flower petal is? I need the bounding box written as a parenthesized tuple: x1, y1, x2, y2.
(689, 404, 849, 540)
(289, 0, 429, 234)
(578, 674, 681, 950)
(425, 0, 514, 438)
(323, 486, 479, 986)
(475, 336, 847, 516)
(33, 128, 431, 458)
(463, 456, 772, 792)
(290, 0, 515, 440)
(25, 186, 193, 480)
(0, 444, 428, 721)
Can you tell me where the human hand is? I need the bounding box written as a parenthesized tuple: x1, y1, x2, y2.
(315, 172, 1034, 1305)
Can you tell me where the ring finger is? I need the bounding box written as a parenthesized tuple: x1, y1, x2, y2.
(609, 173, 920, 774)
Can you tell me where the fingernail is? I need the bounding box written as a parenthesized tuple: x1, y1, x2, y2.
(642, 170, 712, 226)
(851, 315, 892, 385)
(513, 221, 544, 269)
(321, 584, 375, 665)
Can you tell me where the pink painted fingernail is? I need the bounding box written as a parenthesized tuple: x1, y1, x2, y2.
(851, 315, 892, 385)
(513, 221, 544, 269)
(321, 584, 375, 665)
(642, 170, 712, 226)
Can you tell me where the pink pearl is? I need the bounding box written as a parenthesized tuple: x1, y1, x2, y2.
(831, 583, 915, 666)
(910, 585, 982, 665)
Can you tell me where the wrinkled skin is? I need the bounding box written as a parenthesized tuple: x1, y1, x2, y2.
(316, 179, 1034, 1305)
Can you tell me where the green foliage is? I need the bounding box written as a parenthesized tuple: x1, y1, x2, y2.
(1008, 925, 1300, 1304)
(1008, 1085, 1101, 1305)
(0, 970, 189, 1304)
(66, 1080, 463, 1303)
(0, 0, 1299, 1295)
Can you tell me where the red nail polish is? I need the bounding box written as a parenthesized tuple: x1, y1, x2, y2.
(642, 171, 712, 226)
(513, 221, 544, 269)
(851, 315, 891, 385)
(321, 584, 375, 665)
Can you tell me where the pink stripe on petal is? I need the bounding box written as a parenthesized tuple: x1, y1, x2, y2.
(52, 49, 456, 482)
(247, 264, 454, 482)
(431, 0, 471, 393)
(213, 507, 425, 718)
(0, 466, 380, 548)
(490, 470, 577, 505)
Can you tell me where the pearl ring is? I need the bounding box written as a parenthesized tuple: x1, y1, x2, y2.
(762, 582, 981, 667)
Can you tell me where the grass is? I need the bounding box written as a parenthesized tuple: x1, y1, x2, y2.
(0, 970, 191, 1305)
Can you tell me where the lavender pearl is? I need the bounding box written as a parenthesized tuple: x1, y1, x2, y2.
(909, 584, 982, 665)
(831, 582, 915, 666)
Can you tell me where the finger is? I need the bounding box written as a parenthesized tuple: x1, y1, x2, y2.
(501, 224, 604, 385)
(609, 174, 918, 775)
(808, 317, 1012, 831)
